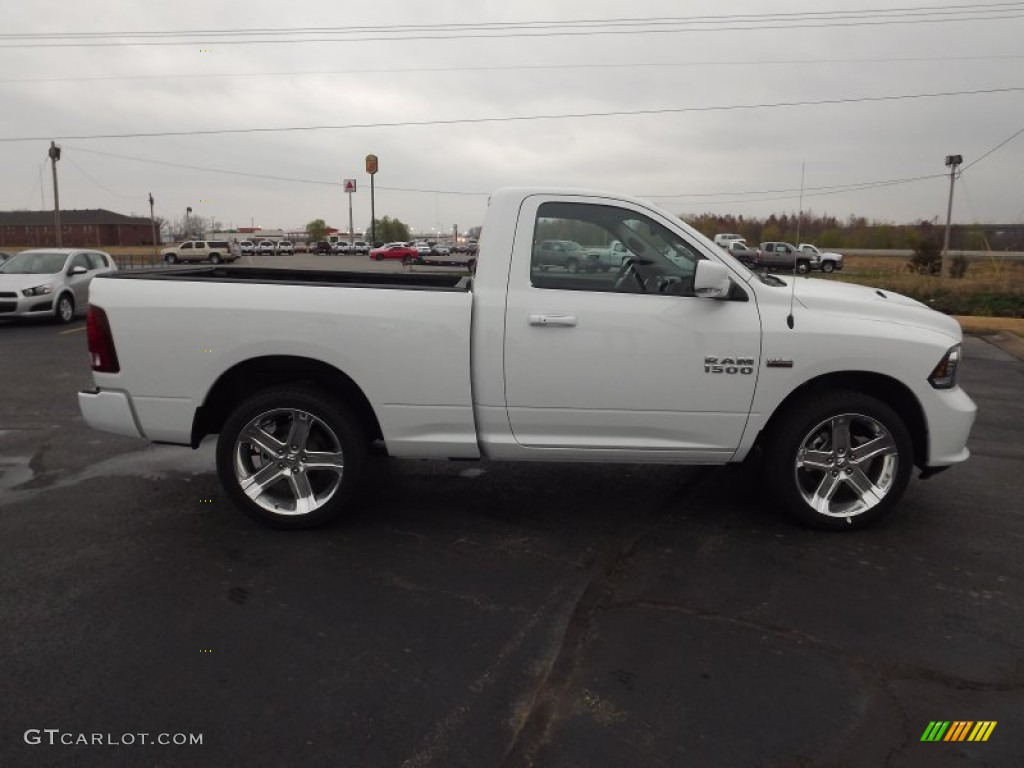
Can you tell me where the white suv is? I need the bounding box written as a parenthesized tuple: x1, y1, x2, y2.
(161, 240, 237, 264)
(276, 241, 294, 255)
(713, 233, 745, 247)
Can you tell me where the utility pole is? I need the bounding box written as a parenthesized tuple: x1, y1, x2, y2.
(942, 154, 962, 274)
(186, 206, 192, 240)
(49, 141, 62, 246)
(795, 161, 805, 245)
(149, 193, 158, 259)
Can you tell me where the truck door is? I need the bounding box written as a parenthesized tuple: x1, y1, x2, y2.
(503, 196, 761, 461)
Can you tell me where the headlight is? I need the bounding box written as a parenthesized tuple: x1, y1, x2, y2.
(928, 344, 961, 389)
(22, 284, 53, 297)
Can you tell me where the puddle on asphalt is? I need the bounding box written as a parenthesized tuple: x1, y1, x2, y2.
(0, 442, 215, 507)
(0, 457, 34, 492)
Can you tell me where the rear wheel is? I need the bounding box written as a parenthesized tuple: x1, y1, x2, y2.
(764, 391, 913, 530)
(210, 254, 222, 264)
(216, 386, 367, 529)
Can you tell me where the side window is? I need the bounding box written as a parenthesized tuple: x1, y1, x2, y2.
(84, 253, 104, 269)
(69, 253, 90, 271)
(530, 202, 703, 296)
(181, 242, 193, 250)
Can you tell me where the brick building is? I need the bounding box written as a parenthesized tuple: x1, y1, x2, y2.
(0, 209, 156, 248)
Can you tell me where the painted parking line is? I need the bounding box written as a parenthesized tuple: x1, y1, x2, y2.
(59, 326, 86, 335)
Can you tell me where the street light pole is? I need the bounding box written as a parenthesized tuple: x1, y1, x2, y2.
(186, 206, 192, 240)
(942, 154, 962, 274)
(49, 141, 62, 247)
(149, 193, 158, 259)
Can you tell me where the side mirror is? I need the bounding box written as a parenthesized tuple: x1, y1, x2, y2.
(69, 266, 88, 276)
(693, 261, 732, 299)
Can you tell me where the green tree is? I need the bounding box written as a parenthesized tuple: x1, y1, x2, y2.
(369, 216, 411, 244)
(306, 218, 328, 243)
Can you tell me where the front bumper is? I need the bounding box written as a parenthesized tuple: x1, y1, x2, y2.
(0, 294, 55, 317)
(925, 386, 977, 467)
(78, 388, 144, 439)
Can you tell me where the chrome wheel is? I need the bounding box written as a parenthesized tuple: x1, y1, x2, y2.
(231, 407, 345, 517)
(794, 412, 899, 518)
(56, 294, 74, 323)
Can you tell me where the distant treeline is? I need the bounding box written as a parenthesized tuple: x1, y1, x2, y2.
(684, 212, 1024, 251)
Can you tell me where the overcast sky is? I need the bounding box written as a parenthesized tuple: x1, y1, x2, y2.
(1, 1, 1022, 235)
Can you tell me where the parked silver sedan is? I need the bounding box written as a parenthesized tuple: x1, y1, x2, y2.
(0, 248, 118, 323)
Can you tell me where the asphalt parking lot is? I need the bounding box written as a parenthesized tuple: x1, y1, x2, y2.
(1, 316, 1022, 767)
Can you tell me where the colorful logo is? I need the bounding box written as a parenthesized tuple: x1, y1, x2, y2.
(920, 721, 997, 742)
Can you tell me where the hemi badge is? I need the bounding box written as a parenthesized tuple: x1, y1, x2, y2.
(766, 359, 794, 368)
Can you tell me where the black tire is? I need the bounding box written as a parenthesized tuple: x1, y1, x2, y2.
(216, 385, 367, 529)
(210, 254, 222, 264)
(821, 261, 835, 273)
(764, 390, 913, 530)
(566, 259, 579, 274)
(796, 259, 810, 274)
(54, 293, 75, 324)
(165, 253, 178, 264)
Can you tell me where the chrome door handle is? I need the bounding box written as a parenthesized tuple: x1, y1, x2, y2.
(528, 314, 577, 327)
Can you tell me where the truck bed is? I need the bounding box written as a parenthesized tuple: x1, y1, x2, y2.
(101, 266, 471, 291)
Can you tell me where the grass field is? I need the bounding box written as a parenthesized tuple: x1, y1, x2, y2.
(825, 254, 1024, 319)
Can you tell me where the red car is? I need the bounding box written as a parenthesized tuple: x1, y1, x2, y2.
(369, 244, 417, 261)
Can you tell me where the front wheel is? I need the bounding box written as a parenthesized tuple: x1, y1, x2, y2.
(566, 259, 579, 274)
(764, 391, 913, 530)
(820, 261, 835, 273)
(54, 293, 75, 324)
(216, 386, 367, 529)
(796, 260, 810, 274)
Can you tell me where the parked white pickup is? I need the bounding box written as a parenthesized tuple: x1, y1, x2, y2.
(80, 187, 975, 531)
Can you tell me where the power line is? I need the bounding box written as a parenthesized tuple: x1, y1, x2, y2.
(4, 54, 1023, 86)
(62, 145, 493, 195)
(6, 85, 1024, 143)
(962, 125, 1024, 170)
(3, 3, 1020, 39)
(60, 144, 950, 206)
(2, 4, 1022, 48)
(646, 173, 950, 200)
(657, 174, 952, 207)
(64, 156, 139, 199)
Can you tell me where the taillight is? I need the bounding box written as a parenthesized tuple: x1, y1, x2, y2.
(86, 306, 120, 373)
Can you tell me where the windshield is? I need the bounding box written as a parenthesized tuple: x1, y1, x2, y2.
(0, 251, 68, 275)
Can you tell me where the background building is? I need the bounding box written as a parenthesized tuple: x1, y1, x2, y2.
(0, 209, 155, 248)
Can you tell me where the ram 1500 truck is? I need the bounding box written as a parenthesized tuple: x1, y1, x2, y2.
(79, 188, 976, 531)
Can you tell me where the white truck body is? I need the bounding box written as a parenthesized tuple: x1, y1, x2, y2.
(79, 187, 976, 530)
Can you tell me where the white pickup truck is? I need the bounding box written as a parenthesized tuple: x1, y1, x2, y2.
(79, 188, 976, 531)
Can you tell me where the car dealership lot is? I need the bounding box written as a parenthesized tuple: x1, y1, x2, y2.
(1, 319, 1022, 766)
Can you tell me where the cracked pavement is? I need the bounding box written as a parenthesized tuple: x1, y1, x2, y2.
(1, 321, 1021, 767)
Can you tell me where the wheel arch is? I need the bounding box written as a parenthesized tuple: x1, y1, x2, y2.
(191, 355, 383, 448)
(756, 371, 928, 468)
